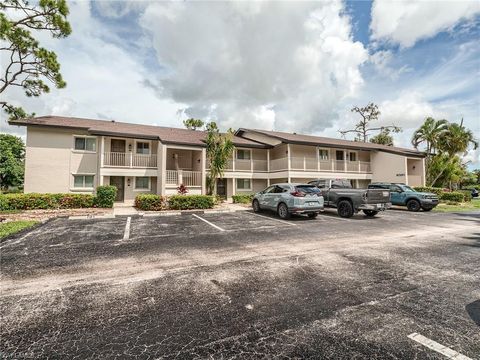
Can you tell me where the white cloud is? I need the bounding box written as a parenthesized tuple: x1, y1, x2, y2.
(370, 0, 480, 48)
(370, 50, 412, 80)
(1, 1, 185, 135)
(379, 92, 441, 129)
(140, 1, 368, 132)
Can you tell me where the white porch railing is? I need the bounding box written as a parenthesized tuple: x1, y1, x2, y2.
(281, 157, 371, 173)
(166, 170, 202, 186)
(103, 152, 157, 168)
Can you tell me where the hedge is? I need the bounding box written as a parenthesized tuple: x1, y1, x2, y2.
(439, 191, 464, 203)
(232, 194, 254, 204)
(168, 195, 215, 210)
(413, 186, 444, 195)
(0, 193, 95, 211)
(135, 194, 166, 211)
(95, 186, 117, 208)
(458, 189, 472, 202)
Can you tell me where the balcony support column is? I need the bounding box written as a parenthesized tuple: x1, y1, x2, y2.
(267, 149, 270, 172)
(201, 148, 207, 195)
(158, 143, 166, 196)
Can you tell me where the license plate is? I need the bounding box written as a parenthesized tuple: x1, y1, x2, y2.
(308, 202, 317, 206)
(377, 204, 384, 207)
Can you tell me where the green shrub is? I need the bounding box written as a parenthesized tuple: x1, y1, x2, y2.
(413, 186, 444, 195)
(168, 195, 215, 210)
(135, 194, 166, 211)
(232, 194, 254, 204)
(439, 191, 464, 203)
(0, 196, 9, 211)
(95, 186, 117, 208)
(458, 190, 472, 202)
(0, 193, 95, 210)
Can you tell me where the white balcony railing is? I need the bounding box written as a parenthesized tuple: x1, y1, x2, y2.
(103, 152, 157, 168)
(166, 170, 202, 187)
(281, 157, 371, 173)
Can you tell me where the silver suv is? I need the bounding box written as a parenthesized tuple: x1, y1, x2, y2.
(252, 183, 324, 219)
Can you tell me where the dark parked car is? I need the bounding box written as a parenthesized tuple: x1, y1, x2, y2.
(308, 179, 391, 218)
(461, 188, 479, 198)
(368, 182, 439, 211)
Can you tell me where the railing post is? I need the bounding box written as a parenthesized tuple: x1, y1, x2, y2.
(251, 157, 253, 172)
(358, 161, 361, 173)
(178, 170, 183, 186)
(129, 153, 133, 168)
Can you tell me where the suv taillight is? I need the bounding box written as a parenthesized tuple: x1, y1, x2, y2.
(290, 191, 305, 197)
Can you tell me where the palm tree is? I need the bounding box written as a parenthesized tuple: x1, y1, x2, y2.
(205, 122, 235, 195)
(430, 119, 478, 186)
(437, 120, 478, 156)
(411, 117, 448, 154)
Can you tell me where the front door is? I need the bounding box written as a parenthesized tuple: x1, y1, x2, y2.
(111, 139, 126, 166)
(216, 179, 227, 197)
(110, 176, 125, 202)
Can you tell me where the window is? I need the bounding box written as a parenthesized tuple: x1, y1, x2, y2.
(74, 137, 96, 151)
(273, 185, 285, 193)
(319, 149, 329, 160)
(236, 149, 251, 160)
(236, 179, 251, 190)
(349, 152, 357, 162)
(73, 175, 94, 188)
(135, 177, 150, 190)
(136, 142, 150, 155)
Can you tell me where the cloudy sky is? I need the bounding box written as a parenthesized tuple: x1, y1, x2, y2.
(2, 0, 479, 167)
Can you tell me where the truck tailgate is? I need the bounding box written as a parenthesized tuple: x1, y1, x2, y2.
(366, 189, 390, 203)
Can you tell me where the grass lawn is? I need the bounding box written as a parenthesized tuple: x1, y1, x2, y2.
(0, 220, 39, 239)
(433, 199, 480, 213)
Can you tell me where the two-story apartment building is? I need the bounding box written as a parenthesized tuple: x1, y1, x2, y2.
(9, 116, 426, 203)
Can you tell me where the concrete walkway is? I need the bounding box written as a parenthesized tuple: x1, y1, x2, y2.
(113, 204, 139, 216)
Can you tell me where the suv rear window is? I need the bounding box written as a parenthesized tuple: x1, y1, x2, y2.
(295, 185, 321, 194)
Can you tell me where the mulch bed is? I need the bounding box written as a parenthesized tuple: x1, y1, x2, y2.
(0, 208, 113, 223)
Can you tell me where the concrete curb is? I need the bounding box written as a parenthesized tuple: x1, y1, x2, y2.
(68, 207, 250, 220)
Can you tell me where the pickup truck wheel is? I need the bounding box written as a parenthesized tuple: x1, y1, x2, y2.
(406, 199, 421, 212)
(277, 203, 291, 219)
(363, 210, 378, 217)
(252, 199, 261, 213)
(307, 213, 318, 219)
(337, 200, 354, 218)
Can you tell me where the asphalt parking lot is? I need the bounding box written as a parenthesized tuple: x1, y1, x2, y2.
(1, 209, 479, 359)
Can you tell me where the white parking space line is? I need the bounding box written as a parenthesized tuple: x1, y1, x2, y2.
(408, 333, 473, 360)
(192, 214, 226, 232)
(245, 212, 298, 226)
(122, 217, 131, 240)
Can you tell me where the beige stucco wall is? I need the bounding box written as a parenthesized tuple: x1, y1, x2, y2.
(25, 127, 98, 193)
(370, 151, 407, 184)
(104, 137, 158, 155)
(290, 144, 317, 158)
(270, 144, 288, 160)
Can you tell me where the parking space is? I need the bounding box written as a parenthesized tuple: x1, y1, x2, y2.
(1, 209, 479, 359)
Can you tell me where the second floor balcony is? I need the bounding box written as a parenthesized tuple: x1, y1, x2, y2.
(103, 152, 157, 168)
(288, 157, 371, 173)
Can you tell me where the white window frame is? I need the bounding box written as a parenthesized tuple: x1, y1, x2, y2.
(72, 174, 95, 190)
(348, 151, 358, 162)
(318, 148, 329, 160)
(236, 178, 252, 191)
(236, 149, 252, 160)
(134, 176, 151, 191)
(135, 140, 151, 155)
(73, 135, 97, 153)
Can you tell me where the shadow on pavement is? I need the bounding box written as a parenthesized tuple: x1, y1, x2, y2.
(466, 300, 480, 327)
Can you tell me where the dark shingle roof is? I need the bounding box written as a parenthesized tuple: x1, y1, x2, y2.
(9, 116, 270, 148)
(235, 128, 425, 157)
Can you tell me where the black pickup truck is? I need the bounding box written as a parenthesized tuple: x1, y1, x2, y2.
(308, 179, 391, 218)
